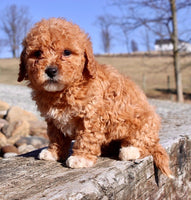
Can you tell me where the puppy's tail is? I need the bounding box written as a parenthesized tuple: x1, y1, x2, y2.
(151, 143, 174, 179)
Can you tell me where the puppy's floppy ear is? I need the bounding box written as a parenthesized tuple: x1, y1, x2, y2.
(83, 38, 97, 78)
(18, 47, 27, 82)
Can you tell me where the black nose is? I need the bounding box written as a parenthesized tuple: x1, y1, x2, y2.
(45, 66, 58, 78)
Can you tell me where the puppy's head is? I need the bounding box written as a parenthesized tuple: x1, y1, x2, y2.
(18, 18, 96, 92)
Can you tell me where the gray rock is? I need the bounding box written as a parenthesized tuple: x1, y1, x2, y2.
(0, 118, 9, 130)
(15, 136, 48, 148)
(0, 100, 10, 118)
(3, 152, 18, 158)
(18, 144, 36, 154)
(6, 106, 38, 124)
(0, 132, 8, 148)
(0, 145, 19, 158)
(29, 120, 47, 138)
(6, 120, 30, 144)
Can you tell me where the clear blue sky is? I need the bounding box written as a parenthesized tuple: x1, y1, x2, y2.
(0, 0, 190, 58)
(0, 0, 115, 58)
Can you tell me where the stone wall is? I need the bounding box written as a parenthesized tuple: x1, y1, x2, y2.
(0, 100, 48, 158)
(0, 99, 191, 200)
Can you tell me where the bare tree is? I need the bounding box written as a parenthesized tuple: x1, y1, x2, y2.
(120, 25, 130, 53)
(170, 0, 183, 102)
(131, 39, 138, 52)
(1, 4, 31, 58)
(96, 15, 113, 53)
(143, 27, 151, 53)
(110, 0, 191, 102)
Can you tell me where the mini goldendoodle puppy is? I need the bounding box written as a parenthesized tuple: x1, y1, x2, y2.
(18, 18, 173, 178)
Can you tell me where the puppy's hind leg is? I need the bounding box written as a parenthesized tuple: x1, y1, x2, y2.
(119, 146, 141, 161)
(118, 139, 150, 161)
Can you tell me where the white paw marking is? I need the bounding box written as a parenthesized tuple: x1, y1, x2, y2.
(38, 148, 57, 161)
(66, 155, 94, 168)
(119, 146, 140, 161)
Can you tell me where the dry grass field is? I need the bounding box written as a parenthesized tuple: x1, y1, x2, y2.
(0, 54, 191, 100)
(96, 54, 191, 101)
(0, 58, 21, 85)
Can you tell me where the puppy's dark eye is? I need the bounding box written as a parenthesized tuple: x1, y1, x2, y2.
(63, 49, 71, 56)
(33, 50, 43, 58)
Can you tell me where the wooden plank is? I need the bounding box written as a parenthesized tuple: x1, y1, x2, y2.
(0, 100, 191, 200)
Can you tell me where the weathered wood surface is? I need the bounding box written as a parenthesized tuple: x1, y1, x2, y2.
(0, 100, 191, 200)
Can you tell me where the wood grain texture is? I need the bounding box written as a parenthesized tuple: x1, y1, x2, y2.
(0, 100, 191, 200)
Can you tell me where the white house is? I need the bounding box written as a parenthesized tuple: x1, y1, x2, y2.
(155, 39, 191, 52)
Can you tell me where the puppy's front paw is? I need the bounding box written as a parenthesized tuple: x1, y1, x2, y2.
(66, 155, 95, 168)
(119, 146, 140, 161)
(39, 148, 57, 161)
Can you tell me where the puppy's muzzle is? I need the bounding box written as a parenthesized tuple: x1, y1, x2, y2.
(45, 66, 58, 79)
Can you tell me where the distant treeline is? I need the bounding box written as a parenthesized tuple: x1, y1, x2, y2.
(95, 52, 191, 58)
